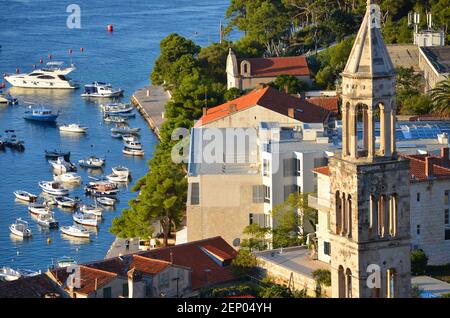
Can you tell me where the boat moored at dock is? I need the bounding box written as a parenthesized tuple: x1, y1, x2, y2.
(39, 181, 70, 196)
(81, 82, 124, 98)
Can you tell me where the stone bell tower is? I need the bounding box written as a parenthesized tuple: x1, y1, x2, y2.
(329, 0, 411, 298)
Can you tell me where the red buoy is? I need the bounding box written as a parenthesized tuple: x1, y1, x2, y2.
(40, 58, 44, 64)
(80, 47, 84, 53)
(48, 54, 52, 60)
(107, 24, 113, 32)
(15, 68, 20, 74)
(1, 82, 6, 89)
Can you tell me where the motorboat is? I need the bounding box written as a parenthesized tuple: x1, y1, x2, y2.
(78, 156, 105, 168)
(9, 218, 32, 238)
(122, 134, 138, 143)
(106, 173, 128, 183)
(45, 150, 70, 161)
(4, 61, 79, 89)
(14, 190, 37, 203)
(110, 112, 136, 118)
(55, 257, 77, 268)
(39, 181, 69, 196)
(111, 126, 140, 135)
(23, 105, 59, 122)
(28, 203, 51, 216)
(35, 212, 59, 229)
(4, 130, 25, 151)
(104, 115, 127, 123)
(0, 90, 18, 105)
(123, 140, 143, 150)
(53, 172, 82, 184)
(0, 267, 22, 282)
(61, 225, 90, 239)
(112, 166, 130, 178)
(73, 213, 100, 227)
(123, 147, 145, 157)
(49, 157, 77, 173)
(85, 182, 119, 197)
(81, 82, 124, 98)
(59, 123, 88, 134)
(55, 196, 79, 209)
(80, 204, 103, 218)
(96, 196, 116, 206)
(101, 103, 134, 114)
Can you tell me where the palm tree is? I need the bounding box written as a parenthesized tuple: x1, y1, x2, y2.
(431, 75, 450, 117)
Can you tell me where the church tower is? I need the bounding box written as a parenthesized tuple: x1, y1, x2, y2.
(329, 0, 411, 298)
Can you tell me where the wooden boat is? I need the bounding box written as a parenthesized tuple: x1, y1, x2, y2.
(61, 225, 90, 239)
(10, 218, 32, 238)
(55, 196, 79, 209)
(45, 150, 70, 161)
(85, 182, 119, 197)
(14, 190, 37, 202)
(123, 147, 145, 156)
(80, 204, 103, 217)
(73, 213, 100, 227)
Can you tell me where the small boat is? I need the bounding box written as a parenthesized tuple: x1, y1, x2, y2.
(96, 196, 116, 206)
(49, 157, 77, 173)
(104, 115, 127, 123)
(28, 203, 51, 216)
(85, 182, 119, 197)
(112, 166, 130, 178)
(0, 91, 18, 105)
(123, 140, 143, 150)
(56, 257, 77, 268)
(81, 82, 124, 98)
(110, 112, 136, 118)
(0, 267, 22, 282)
(106, 173, 128, 183)
(39, 181, 69, 196)
(78, 156, 105, 168)
(14, 190, 37, 203)
(101, 103, 134, 114)
(73, 213, 100, 227)
(23, 105, 59, 122)
(55, 196, 79, 209)
(59, 123, 88, 134)
(35, 212, 59, 229)
(61, 225, 90, 239)
(80, 204, 103, 217)
(4, 131, 25, 151)
(123, 147, 145, 157)
(53, 172, 82, 184)
(45, 150, 70, 161)
(122, 134, 138, 142)
(9, 218, 32, 238)
(111, 126, 141, 135)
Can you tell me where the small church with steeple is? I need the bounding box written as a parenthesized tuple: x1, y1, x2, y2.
(321, 0, 412, 298)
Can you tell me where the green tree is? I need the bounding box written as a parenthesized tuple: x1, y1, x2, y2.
(259, 277, 294, 298)
(232, 249, 259, 279)
(312, 269, 331, 297)
(431, 76, 450, 116)
(224, 87, 245, 101)
(269, 74, 309, 94)
(241, 224, 271, 251)
(411, 250, 429, 276)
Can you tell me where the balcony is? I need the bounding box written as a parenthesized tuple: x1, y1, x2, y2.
(308, 194, 330, 212)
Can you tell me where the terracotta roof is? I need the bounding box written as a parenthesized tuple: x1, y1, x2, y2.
(195, 86, 329, 127)
(0, 274, 64, 298)
(130, 255, 171, 275)
(312, 166, 330, 176)
(140, 237, 238, 290)
(306, 97, 339, 114)
(202, 245, 234, 262)
(400, 153, 450, 182)
(50, 265, 118, 296)
(240, 56, 311, 77)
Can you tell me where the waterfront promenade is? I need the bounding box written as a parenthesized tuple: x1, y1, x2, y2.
(131, 85, 170, 140)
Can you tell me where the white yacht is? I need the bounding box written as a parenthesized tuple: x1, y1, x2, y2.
(59, 123, 88, 134)
(112, 166, 130, 178)
(81, 82, 124, 98)
(61, 225, 90, 239)
(4, 62, 79, 89)
(39, 181, 70, 196)
(10, 218, 32, 238)
(53, 172, 82, 184)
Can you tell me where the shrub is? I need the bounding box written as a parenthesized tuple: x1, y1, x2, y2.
(411, 250, 429, 276)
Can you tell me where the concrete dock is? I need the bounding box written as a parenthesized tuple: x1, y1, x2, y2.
(131, 85, 170, 140)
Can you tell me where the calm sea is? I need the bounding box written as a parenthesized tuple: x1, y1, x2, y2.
(0, 0, 230, 271)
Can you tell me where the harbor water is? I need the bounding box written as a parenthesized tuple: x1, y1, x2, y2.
(0, 0, 230, 271)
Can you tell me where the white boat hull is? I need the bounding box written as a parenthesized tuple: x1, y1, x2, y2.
(61, 227, 90, 238)
(4, 75, 78, 89)
(9, 225, 31, 238)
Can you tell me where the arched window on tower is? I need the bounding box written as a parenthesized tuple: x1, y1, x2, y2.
(347, 195, 352, 238)
(346, 268, 353, 298)
(338, 266, 345, 298)
(390, 194, 398, 237)
(336, 191, 342, 234)
(369, 194, 378, 239)
(387, 268, 396, 298)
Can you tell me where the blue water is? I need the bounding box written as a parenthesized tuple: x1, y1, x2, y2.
(0, 0, 231, 271)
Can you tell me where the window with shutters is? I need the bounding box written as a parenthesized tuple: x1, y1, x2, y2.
(295, 159, 301, 176)
(190, 183, 200, 205)
(324, 242, 331, 256)
(252, 185, 264, 203)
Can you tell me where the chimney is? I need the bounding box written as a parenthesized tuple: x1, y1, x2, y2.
(127, 268, 142, 298)
(425, 157, 433, 178)
(441, 147, 450, 167)
(202, 107, 207, 116)
(229, 104, 237, 113)
(288, 108, 295, 119)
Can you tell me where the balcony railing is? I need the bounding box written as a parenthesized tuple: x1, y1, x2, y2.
(308, 194, 330, 212)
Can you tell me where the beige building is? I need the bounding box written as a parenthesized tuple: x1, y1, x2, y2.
(226, 49, 312, 91)
(419, 46, 450, 93)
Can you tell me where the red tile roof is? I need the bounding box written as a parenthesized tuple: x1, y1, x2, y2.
(195, 86, 329, 127)
(50, 265, 118, 296)
(240, 56, 311, 77)
(307, 97, 339, 114)
(141, 237, 238, 290)
(312, 166, 330, 176)
(400, 153, 450, 182)
(0, 274, 64, 298)
(130, 255, 171, 275)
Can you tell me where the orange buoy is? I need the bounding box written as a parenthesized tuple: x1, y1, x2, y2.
(107, 24, 113, 32)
